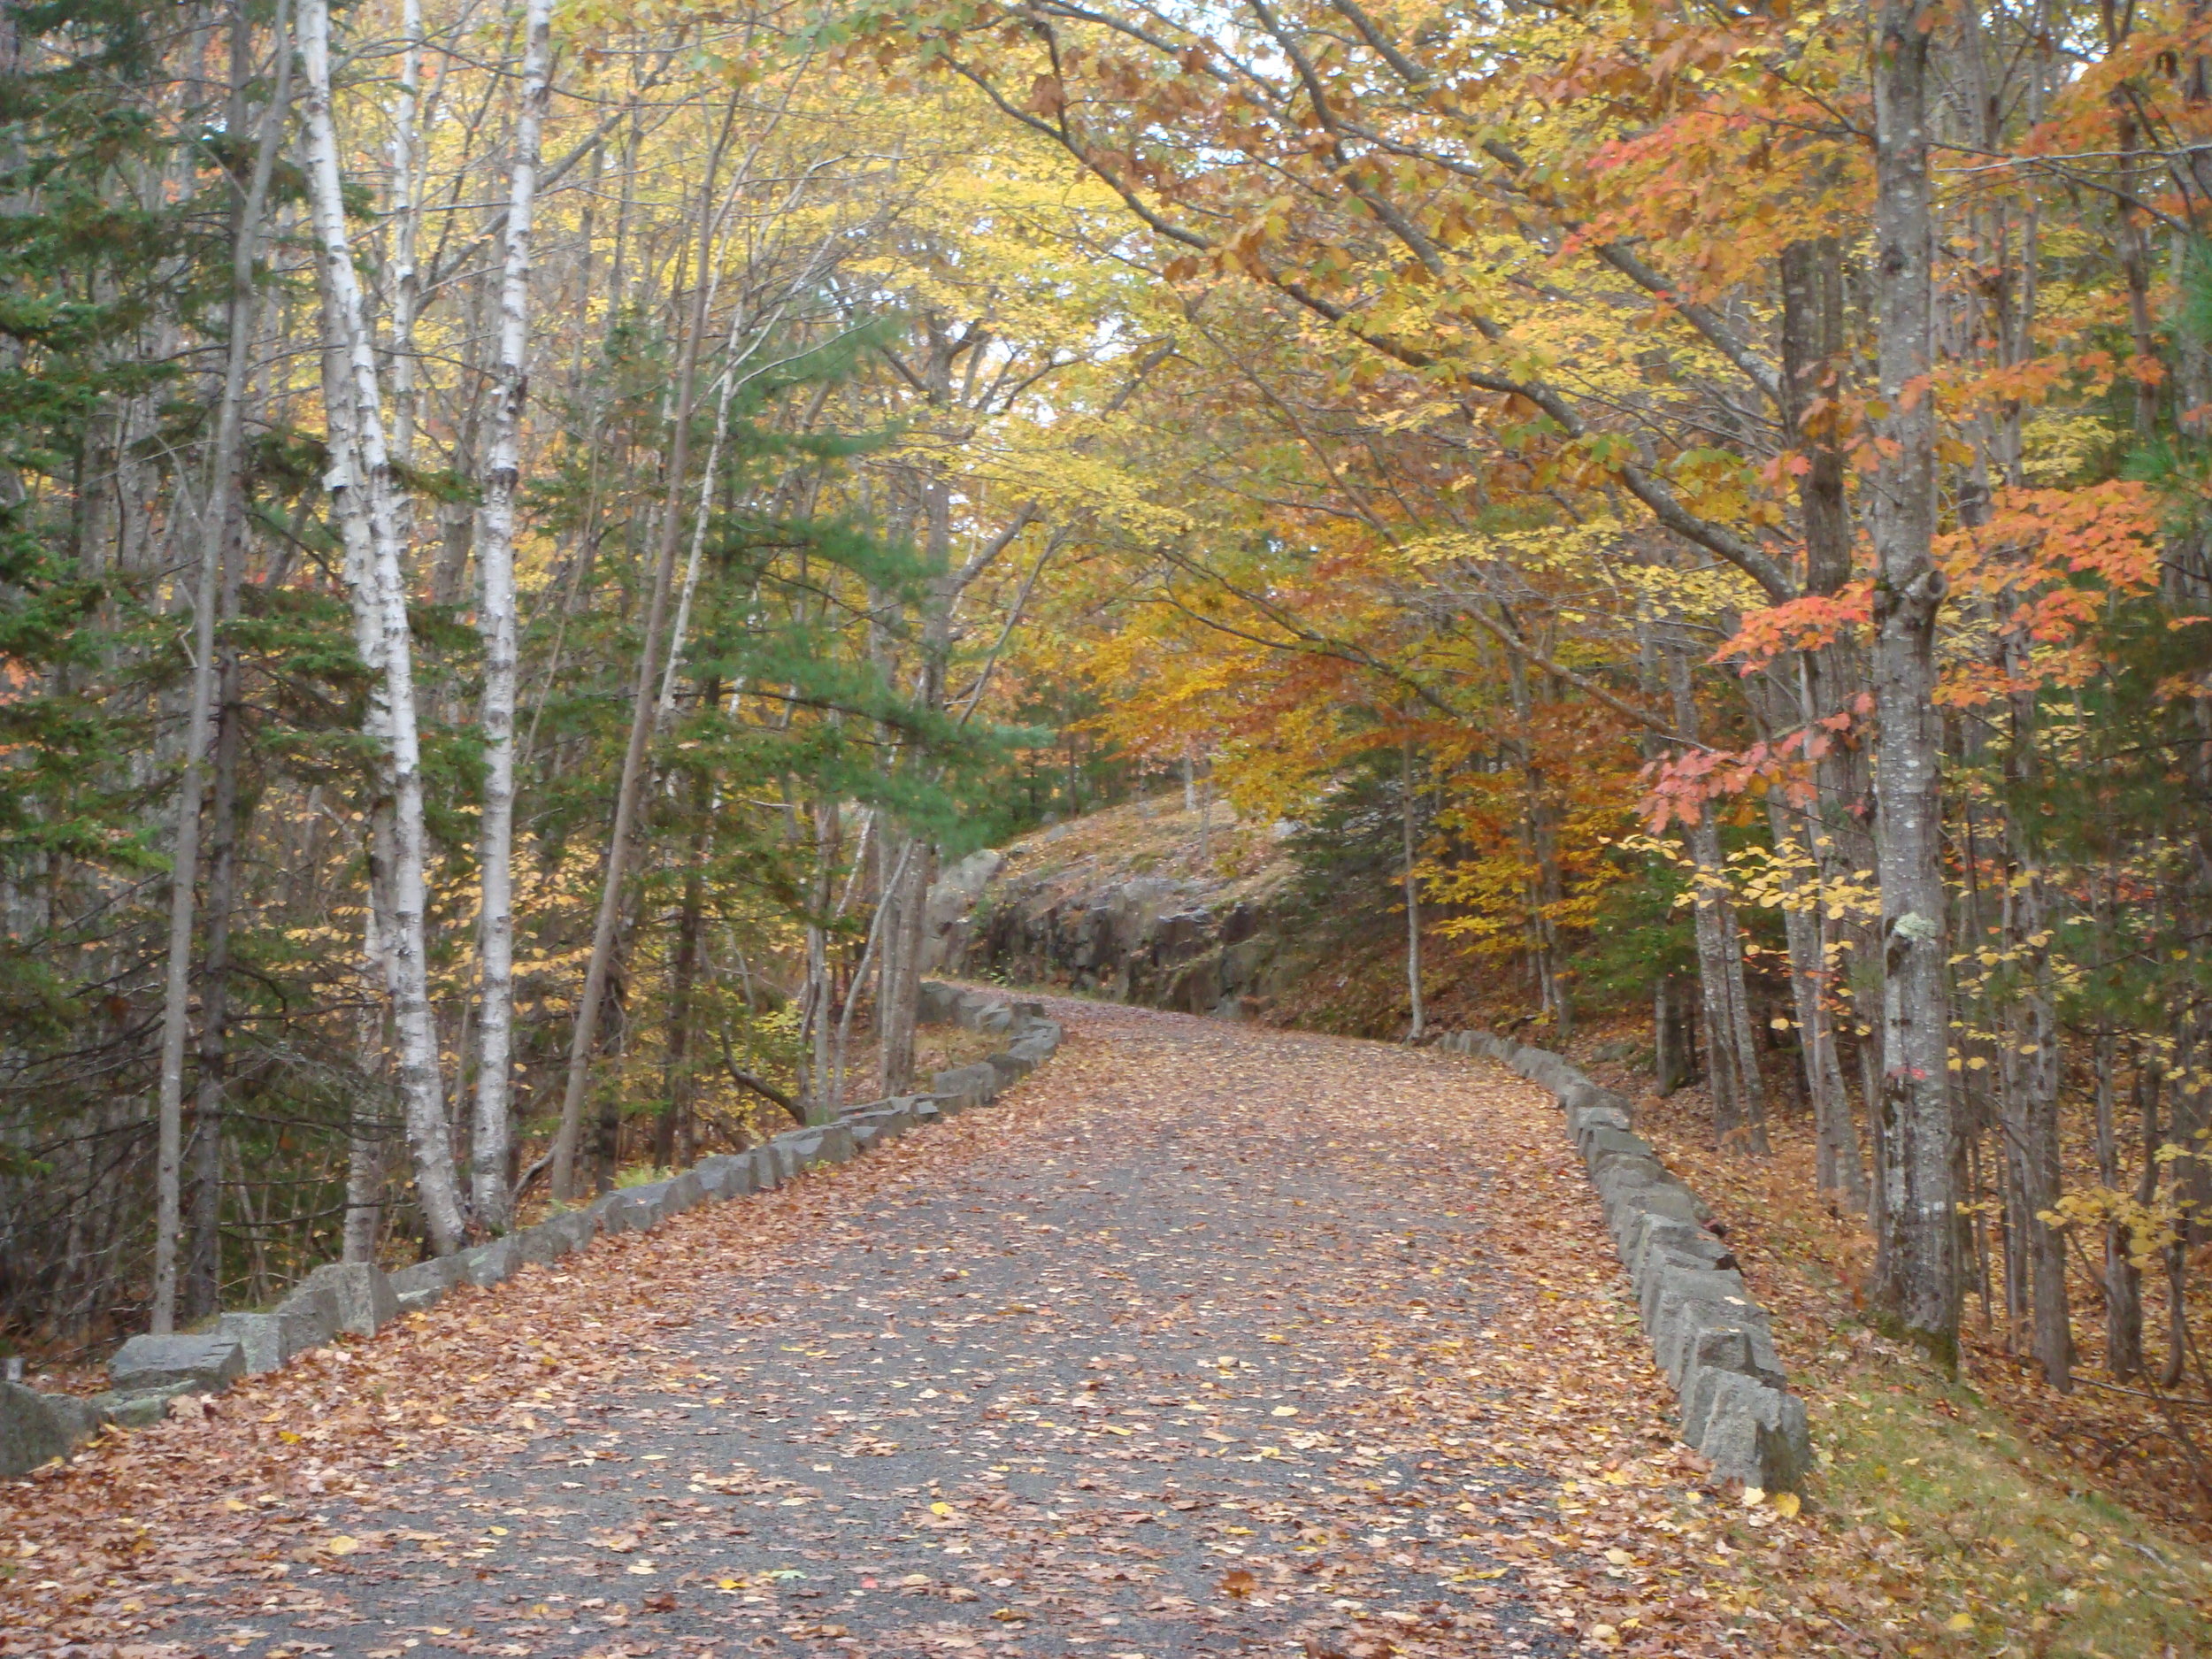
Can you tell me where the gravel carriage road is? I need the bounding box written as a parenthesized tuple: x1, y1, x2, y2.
(5, 998, 1724, 1659)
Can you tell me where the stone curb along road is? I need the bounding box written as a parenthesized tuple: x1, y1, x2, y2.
(1435, 1026, 1813, 1494)
(0, 984, 1058, 1480)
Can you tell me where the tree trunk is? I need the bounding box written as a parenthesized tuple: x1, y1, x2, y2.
(1780, 236, 1852, 596)
(302, 0, 467, 1254)
(1685, 807, 1772, 1155)
(467, 0, 551, 1234)
(1666, 642, 1769, 1152)
(875, 835, 931, 1100)
(184, 630, 249, 1320)
(344, 986, 392, 1265)
(2001, 641, 2072, 1389)
(150, 10, 289, 1330)
(876, 442, 960, 1100)
(1655, 975, 1696, 1094)
(1504, 641, 1571, 1038)
(549, 99, 741, 1201)
(1402, 739, 1425, 1041)
(385, 0, 426, 473)
(1770, 244, 1871, 1198)
(658, 819, 707, 1171)
(592, 896, 634, 1191)
(1999, 931, 2070, 1388)
(1870, 0, 1960, 1363)
(1765, 791, 1866, 1202)
(872, 835, 910, 1101)
(2101, 1034, 2146, 1378)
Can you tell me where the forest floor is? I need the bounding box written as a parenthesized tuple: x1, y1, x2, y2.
(4, 1000, 2205, 1657)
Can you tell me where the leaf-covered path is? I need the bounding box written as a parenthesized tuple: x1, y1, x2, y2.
(6, 1002, 1780, 1658)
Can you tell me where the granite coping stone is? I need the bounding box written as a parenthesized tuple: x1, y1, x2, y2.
(773, 1123, 857, 1168)
(217, 1293, 338, 1375)
(843, 1102, 918, 1150)
(514, 1218, 580, 1266)
(1593, 1159, 1685, 1212)
(1659, 1294, 1788, 1394)
(462, 1236, 524, 1286)
(693, 1154, 757, 1199)
(1, 1379, 95, 1475)
(1630, 1217, 1732, 1293)
(1601, 1173, 1709, 1235)
(388, 1256, 466, 1303)
(271, 1280, 343, 1349)
(89, 1381, 198, 1429)
(601, 1186, 666, 1232)
(1694, 1371, 1811, 1489)
(108, 1333, 246, 1394)
(931, 1061, 997, 1104)
(765, 1141, 806, 1181)
(1582, 1123, 1656, 1164)
(301, 1262, 401, 1336)
(1570, 1108, 1636, 1152)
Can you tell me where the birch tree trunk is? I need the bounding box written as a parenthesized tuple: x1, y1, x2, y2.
(469, 0, 554, 1234)
(385, 0, 426, 472)
(323, 272, 403, 1267)
(1870, 0, 1960, 1363)
(150, 5, 289, 1330)
(302, 0, 468, 1255)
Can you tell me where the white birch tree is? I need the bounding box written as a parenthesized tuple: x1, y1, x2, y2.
(300, 0, 468, 1254)
(468, 0, 555, 1234)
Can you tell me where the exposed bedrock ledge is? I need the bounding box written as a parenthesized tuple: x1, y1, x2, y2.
(1434, 1027, 1812, 1494)
(918, 847, 1301, 1020)
(2, 989, 1063, 1479)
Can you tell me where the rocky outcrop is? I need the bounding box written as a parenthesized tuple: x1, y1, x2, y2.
(921, 810, 1302, 1019)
